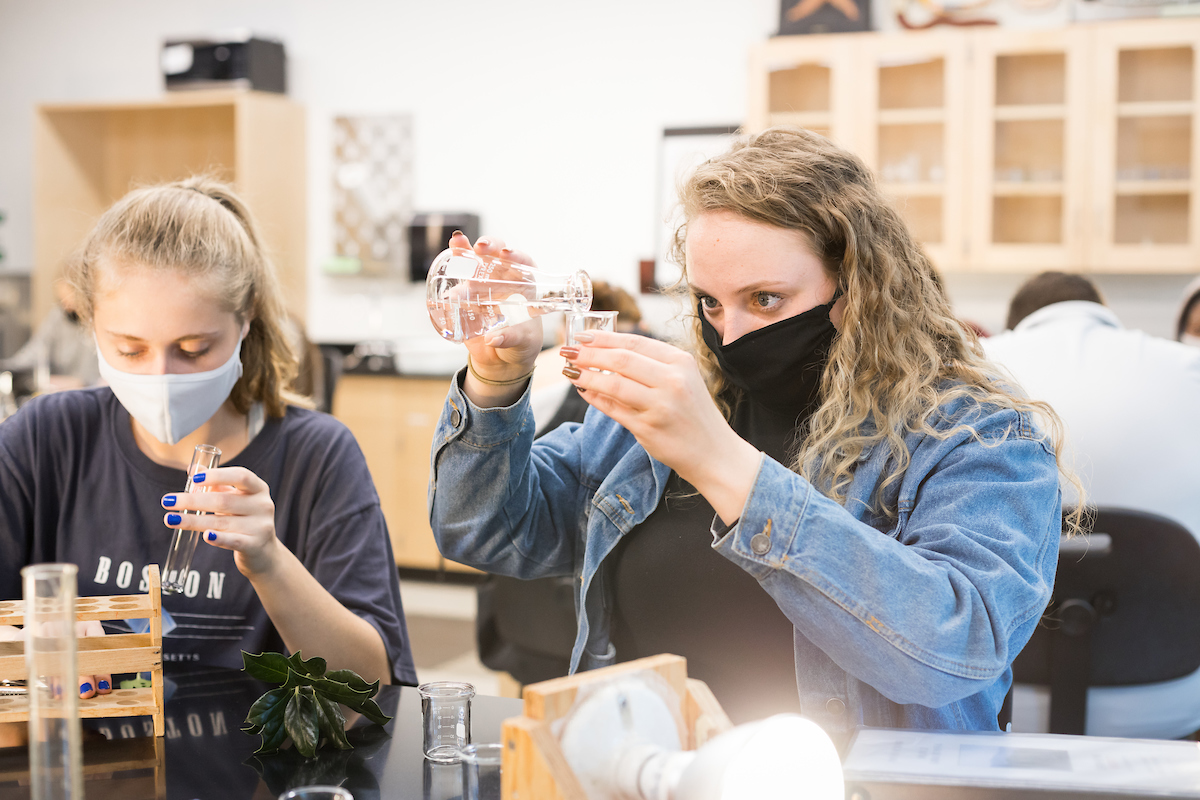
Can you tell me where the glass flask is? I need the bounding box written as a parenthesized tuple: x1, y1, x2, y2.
(22, 563, 83, 800)
(426, 246, 592, 343)
(162, 444, 221, 595)
(419, 681, 474, 763)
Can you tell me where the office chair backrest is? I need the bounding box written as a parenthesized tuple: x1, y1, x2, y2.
(1011, 507, 1200, 734)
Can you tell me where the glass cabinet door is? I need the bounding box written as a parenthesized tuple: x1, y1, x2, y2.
(968, 28, 1088, 272)
(860, 33, 968, 272)
(748, 35, 861, 147)
(1091, 21, 1200, 271)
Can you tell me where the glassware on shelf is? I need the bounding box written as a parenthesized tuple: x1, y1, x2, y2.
(426, 246, 592, 343)
(22, 563, 83, 800)
(161, 444, 221, 595)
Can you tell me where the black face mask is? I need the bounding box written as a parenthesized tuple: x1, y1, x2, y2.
(699, 293, 839, 417)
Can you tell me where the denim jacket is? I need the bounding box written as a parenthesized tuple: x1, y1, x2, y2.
(429, 369, 1061, 735)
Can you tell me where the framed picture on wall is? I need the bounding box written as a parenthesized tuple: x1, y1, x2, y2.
(653, 126, 741, 293)
(778, 0, 871, 35)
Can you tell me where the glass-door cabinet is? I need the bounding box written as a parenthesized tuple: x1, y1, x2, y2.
(1090, 20, 1200, 271)
(858, 32, 969, 272)
(967, 28, 1090, 272)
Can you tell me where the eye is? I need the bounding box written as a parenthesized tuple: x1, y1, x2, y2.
(753, 292, 784, 311)
(117, 349, 144, 359)
(179, 346, 211, 360)
(698, 295, 720, 311)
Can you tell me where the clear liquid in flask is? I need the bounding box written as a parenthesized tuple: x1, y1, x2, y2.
(426, 246, 592, 343)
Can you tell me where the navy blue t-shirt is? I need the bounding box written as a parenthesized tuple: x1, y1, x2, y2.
(0, 388, 418, 685)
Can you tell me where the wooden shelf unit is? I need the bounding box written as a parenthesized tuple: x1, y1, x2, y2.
(0, 564, 164, 737)
(332, 373, 478, 574)
(33, 90, 306, 324)
(749, 18, 1200, 273)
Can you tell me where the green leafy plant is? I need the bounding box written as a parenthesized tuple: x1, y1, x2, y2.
(240, 651, 392, 759)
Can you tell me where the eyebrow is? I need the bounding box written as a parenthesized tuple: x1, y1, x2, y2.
(105, 332, 221, 343)
(689, 281, 792, 297)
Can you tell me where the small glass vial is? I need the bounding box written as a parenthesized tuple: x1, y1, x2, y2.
(460, 743, 503, 800)
(419, 681, 475, 763)
(23, 563, 83, 800)
(426, 246, 592, 343)
(161, 444, 221, 595)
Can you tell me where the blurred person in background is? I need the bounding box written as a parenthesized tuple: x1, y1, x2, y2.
(476, 281, 650, 688)
(984, 270, 1200, 739)
(1, 275, 100, 392)
(1177, 276, 1200, 347)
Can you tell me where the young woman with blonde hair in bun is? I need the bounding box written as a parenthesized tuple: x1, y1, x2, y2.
(0, 177, 416, 702)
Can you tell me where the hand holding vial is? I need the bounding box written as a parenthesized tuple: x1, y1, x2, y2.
(161, 449, 283, 581)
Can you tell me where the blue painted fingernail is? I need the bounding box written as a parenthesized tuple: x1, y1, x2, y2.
(166, 513, 181, 526)
(192, 473, 206, 483)
(80, 683, 92, 695)
(161, 495, 176, 508)
(98, 680, 110, 691)
(206, 531, 217, 542)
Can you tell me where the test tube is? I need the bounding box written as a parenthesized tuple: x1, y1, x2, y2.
(23, 563, 83, 800)
(419, 681, 474, 763)
(161, 444, 221, 595)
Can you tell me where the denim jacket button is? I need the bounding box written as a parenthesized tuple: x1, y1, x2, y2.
(450, 408, 462, 427)
(750, 533, 771, 555)
(826, 697, 846, 716)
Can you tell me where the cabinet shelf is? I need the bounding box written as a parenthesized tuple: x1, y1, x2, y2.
(1116, 101, 1194, 118)
(994, 104, 1067, 121)
(1114, 180, 1192, 195)
(877, 108, 945, 125)
(992, 181, 1065, 196)
(880, 182, 945, 197)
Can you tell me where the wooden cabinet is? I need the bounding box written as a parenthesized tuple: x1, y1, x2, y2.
(748, 18, 1200, 273)
(333, 374, 477, 573)
(33, 90, 306, 322)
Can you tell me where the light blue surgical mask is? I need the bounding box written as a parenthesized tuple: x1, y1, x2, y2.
(96, 337, 244, 445)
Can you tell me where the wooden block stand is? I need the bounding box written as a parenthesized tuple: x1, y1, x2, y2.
(501, 654, 735, 800)
(0, 564, 165, 737)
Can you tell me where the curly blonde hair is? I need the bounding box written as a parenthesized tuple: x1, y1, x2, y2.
(63, 176, 303, 418)
(669, 127, 1084, 532)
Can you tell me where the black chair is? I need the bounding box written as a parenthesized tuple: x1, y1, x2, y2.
(1011, 507, 1200, 735)
(475, 575, 577, 685)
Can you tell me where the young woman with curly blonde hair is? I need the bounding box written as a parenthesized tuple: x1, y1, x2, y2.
(429, 127, 1069, 733)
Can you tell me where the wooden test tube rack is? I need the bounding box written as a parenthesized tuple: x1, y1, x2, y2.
(0, 564, 165, 737)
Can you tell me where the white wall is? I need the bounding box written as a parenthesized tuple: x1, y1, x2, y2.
(1, 0, 1195, 349)
(0, 0, 776, 349)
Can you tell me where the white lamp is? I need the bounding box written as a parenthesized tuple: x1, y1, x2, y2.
(558, 676, 844, 800)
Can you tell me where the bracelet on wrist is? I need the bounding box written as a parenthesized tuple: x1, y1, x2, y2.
(467, 357, 535, 387)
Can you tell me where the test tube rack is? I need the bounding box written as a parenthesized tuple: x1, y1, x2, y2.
(500, 653, 734, 800)
(0, 563, 165, 737)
